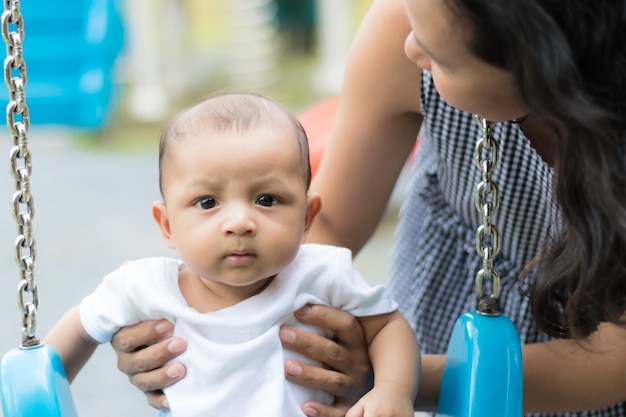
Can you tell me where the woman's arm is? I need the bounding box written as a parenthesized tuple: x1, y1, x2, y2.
(523, 323, 626, 413)
(414, 354, 445, 411)
(308, 0, 422, 254)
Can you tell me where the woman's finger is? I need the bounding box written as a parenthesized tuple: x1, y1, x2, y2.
(112, 321, 187, 374)
(288, 305, 370, 373)
(128, 360, 187, 393)
(280, 325, 353, 372)
(302, 399, 352, 417)
(295, 304, 367, 347)
(284, 359, 362, 400)
(112, 319, 174, 353)
(281, 304, 373, 406)
(111, 319, 188, 404)
(146, 389, 170, 410)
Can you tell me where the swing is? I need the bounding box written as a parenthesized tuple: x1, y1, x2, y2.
(1, 346, 77, 417)
(435, 119, 523, 417)
(1, 1, 79, 415)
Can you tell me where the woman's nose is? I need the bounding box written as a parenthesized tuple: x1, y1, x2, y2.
(404, 32, 431, 71)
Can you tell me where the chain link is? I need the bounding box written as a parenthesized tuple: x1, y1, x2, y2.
(474, 116, 501, 315)
(2, 0, 40, 347)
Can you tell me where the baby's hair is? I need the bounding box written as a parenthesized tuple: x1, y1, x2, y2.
(158, 91, 312, 196)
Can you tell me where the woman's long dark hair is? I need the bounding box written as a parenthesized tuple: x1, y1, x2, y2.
(445, 0, 626, 339)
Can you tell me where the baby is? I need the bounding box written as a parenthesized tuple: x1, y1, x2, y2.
(45, 92, 420, 417)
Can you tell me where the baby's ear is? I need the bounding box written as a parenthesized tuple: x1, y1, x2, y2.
(152, 200, 176, 249)
(302, 192, 322, 241)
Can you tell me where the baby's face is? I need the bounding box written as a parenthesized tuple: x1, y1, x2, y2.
(159, 123, 310, 293)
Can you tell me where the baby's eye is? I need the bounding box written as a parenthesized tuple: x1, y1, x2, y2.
(256, 194, 278, 207)
(196, 197, 218, 210)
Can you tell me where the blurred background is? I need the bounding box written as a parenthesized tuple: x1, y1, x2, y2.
(10, 0, 373, 131)
(0, 1, 411, 415)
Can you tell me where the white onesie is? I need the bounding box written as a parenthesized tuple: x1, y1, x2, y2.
(80, 243, 397, 417)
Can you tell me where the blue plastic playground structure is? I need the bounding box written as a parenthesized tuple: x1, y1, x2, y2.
(1, 0, 124, 129)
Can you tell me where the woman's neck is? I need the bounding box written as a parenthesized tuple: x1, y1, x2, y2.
(517, 114, 558, 167)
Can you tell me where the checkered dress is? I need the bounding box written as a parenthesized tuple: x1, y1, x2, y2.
(389, 71, 626, 416)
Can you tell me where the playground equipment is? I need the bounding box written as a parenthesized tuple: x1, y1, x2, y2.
(0, 0, 124, 130)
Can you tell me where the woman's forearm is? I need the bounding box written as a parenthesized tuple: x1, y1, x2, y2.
(523, 325, 626, 413)
(415, 324, 626, 413)
(414, 354, 445, 411)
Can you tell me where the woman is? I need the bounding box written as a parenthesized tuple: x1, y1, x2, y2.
(111, 0, 626, 415)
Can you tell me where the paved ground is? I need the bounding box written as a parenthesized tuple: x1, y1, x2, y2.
(0, 129, 169, 415)
(0, 128, 410, 416)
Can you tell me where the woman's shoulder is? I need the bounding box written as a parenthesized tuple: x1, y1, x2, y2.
(343, 0, 422, 117)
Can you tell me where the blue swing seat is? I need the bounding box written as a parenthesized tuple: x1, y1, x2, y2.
(1, 344, 78, 417)
(436, 311, 523, 417)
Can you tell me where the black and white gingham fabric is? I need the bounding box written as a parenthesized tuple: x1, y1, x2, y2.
(388, 71, 626, 416)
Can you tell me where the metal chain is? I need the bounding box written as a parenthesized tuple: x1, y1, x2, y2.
(474, 116, 501, 315)
(2, 0, 40, 347)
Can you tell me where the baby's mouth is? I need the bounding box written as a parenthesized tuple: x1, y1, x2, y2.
(224, 252, 257, 265)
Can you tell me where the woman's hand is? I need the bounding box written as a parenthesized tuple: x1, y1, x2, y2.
(111, 320, 188, 410)
(111, 307, 372, 415)
(280, 304, 373, 417)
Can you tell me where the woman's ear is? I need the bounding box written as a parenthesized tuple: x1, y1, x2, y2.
(302, 192, 322, 241)
(152, 200, 176, 249)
